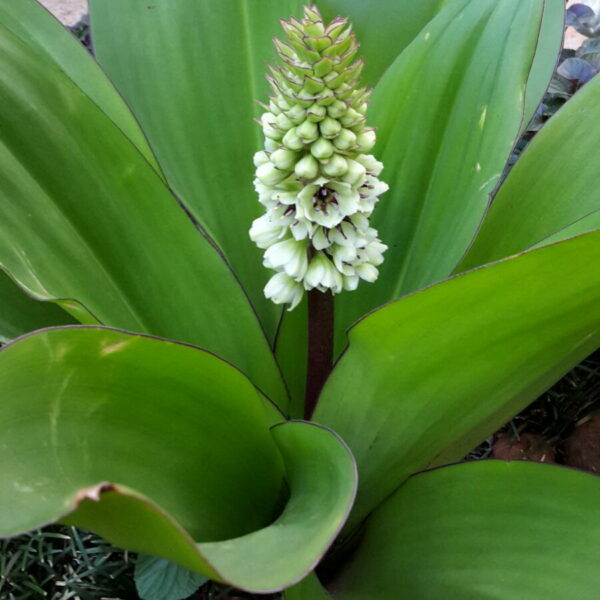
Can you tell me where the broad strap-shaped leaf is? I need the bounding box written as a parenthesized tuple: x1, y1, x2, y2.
(0, 25, 286, 404)
(317, 0, 447, 87)
(0, 327, 357, 593)
(335, 461, 600, 599)
(0, 327, 284, 539)
(315, 231, 600, 529)
(0, 270, 75, 343)
(0, 0, 160, 174)
(530, 208, 600, 249)
(458, 72, 600, 272)
(334, 0, 563, 347)
(88, 0, 306, 340)
(320, 0, 561, 131)
(285, 572, 332, 599)
(521, 0, 567, 133)
(275, 298, 308, 418)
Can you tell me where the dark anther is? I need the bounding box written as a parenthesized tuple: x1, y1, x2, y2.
(313, 186, 337, 215)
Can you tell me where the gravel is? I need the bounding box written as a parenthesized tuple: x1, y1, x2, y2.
(37, 0, 88, 26)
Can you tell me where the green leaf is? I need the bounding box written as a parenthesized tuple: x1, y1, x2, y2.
(317, 0, 447, 87)
(275, 298, 308, 418)
(88, 0, 306, 340)
(284, 572, 332, 600)
(0, 327, 284, 540)
(335, 461, 600, 599)
(0, 327, 357, 593)
(0, 25, 286, 404)
(0, 0, 161, 174)
(187, 420, 357, 592)
(0, 270, 75, 343)
(458, 72, 600, 272)
(334, 0, 563, 347)
(135, 555, 208, 600)
(521, 0, 566, 133)
(529, 209, 600, 249)
(315, 231, 600, 529)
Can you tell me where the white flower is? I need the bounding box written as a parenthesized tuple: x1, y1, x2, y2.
(343, 275, 359, 291)
(264, 272, 304, 310)
(365, 240, 388, 266)
(355, 262, 379, 282)
(331, 243, 358, 276)
(329, 222, 358, 248)
(290, 219, 313, 241)
(312, 227, 332, 250)
(263, 238, 308, 280)
(249, 214, 287, 249)
(356, 154, 384, 176)
(297, 182, 359, 228)
(304, 253, 343, 293)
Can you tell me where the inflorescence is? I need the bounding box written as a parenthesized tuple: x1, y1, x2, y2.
(250, 5, 388, 310)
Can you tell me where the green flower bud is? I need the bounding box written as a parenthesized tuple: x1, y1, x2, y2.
(282, 127, 305, 151)
(295, 154, 319, 179)
(271, 148, 299, 170)
(340, 107, 363, 128)
(253, 150, 270, 167)
(260, 112, 283, 141)
(355, 129, 376, 152)
(321, 154, 348, 177)
(264, 138, 279, 153)
(307, 104, 327, 122)
(296, 119, 319, 142)
(263, 123, 283, 141)
(286, 103, 306, 125)
(341, 158, 366, 186)
(327, 100, 347, 119)
(276, 112, 294, 130)
(311, 138, 335, 160)
(316, 87, 335, 105)
(256, 162, 288, 185)
(271, 96, 290, 112)
(333, 128, 357, 151)
(320, 116, 342, 138)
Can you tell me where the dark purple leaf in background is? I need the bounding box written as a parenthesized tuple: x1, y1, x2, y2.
(566, 3, 595, 26)
(557, 57, 597, 83)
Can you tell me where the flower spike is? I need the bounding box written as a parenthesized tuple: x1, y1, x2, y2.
(250, 5, 388, 310)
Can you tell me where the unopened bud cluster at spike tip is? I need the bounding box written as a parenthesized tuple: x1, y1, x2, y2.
(250, 5, 388, 310)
